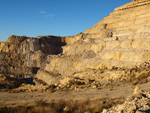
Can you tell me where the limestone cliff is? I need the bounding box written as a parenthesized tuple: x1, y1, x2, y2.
(1, 0, 150, 85)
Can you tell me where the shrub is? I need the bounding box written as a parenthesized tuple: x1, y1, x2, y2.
(34, 99, 47, 106)
(0, 105, 7, 111)
(136, 72, 150, 81)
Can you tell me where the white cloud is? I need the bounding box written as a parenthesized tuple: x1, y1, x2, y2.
(39, 11, 54, 18)
(46, 14, 54, 17)
(39, 11, 46, 14)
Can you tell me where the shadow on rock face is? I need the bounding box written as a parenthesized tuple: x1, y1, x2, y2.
(32, 67, 40, 74)
(38, 36, 66, 55)
(21, 77, 35, 85)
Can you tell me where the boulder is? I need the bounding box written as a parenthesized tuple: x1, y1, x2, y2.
(36, 69, 61, 85)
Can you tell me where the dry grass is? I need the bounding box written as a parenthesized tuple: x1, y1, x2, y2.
(0, 97, 125, 113)
(123, 69, 150, 85)
(34, 99, 47, 106)
(136, 72, 150, 81)
(0, 106, 30, 113)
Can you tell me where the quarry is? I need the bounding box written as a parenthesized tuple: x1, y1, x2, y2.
(1, 0, 150, 112)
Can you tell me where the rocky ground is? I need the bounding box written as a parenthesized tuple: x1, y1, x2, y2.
(1, 79, 150, 113)
(102, 86, 150, 113)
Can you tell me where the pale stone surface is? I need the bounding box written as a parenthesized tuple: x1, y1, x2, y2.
(133, 86, 142, 95)
(36, 69, 61, 85)
(102, 87, 150, 113)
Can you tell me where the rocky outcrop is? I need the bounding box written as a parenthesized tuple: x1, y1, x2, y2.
(37, 0, 150, 85)
(115, 0, 150, 11)
(1, 0, 150, 86)
(102, 86, 150, 113)
(0, 35, 68, 85)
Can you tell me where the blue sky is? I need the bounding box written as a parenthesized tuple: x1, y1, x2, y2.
(0, 0, 131, 42)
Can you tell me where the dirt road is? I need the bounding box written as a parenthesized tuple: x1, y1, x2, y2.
(1, 81, 150, 108)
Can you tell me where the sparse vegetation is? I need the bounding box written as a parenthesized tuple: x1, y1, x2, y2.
(34, 99, 47, 106)
(136, 72, 150, 81)
(0, 105, 7, 111)
(0, 97, 125, 113)
(130, 71, 150, 85)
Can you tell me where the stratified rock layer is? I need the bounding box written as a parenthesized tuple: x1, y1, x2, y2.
(1, 0, 150, 85)
(42, 0, 150, 84)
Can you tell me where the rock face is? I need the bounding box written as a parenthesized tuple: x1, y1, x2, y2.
(1, 0, 150, 85)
